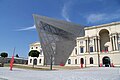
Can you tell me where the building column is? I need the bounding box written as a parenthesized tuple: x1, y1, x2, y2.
(87, 37, 89, 53)
(85, 37, 89, 53)
(93, 37, 96, 52)
(112, 36, 115, 51)
(96, 36, 99, 52)
(98, 36, 100, 52)
(95, 37, 97, 52)
(110, 35, 114, 51)
(114, 36, 117, 50)
(77, 40, 79, 54)
(85, 39, 87, 52)
(115, 34, 118, 50)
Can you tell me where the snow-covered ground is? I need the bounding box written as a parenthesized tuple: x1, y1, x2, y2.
(0, 67, 120, 80)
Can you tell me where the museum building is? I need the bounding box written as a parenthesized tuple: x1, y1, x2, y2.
(28, 42, 44, 65)
(28, 14, 120, 67)
(67, 22, 120, 67)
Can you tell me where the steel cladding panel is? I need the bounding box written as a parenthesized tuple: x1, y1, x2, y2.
(33, 14, 85, 65)
(55, 40, 75, 65)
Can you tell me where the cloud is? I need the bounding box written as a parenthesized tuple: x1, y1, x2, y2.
(61, 1, 72, 22)
(87, 13, 106, 23)
(16, 25, 35, 31)
(86, 11, 120, 24)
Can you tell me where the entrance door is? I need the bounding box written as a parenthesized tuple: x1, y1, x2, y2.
(80, 58, 84, 68)
(102, 56, 110, 67)
(34, 59, 37, 65)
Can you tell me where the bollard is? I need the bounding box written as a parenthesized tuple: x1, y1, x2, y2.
(111, 63, 114, 67)
(100, 63, 103, 67)
(81, 64, 83, 68)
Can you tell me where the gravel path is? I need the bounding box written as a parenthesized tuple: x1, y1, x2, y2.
(0, 67, 120, 80)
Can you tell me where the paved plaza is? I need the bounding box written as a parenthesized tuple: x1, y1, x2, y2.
(0, 67, 120, 80)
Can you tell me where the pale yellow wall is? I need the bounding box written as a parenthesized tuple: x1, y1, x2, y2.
(70, 22, 120, 67)
(29, 22, 120, 67)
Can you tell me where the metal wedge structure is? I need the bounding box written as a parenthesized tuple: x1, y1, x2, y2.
(33, 14, 85, 65)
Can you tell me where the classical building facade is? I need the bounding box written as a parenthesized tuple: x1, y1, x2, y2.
(32, 14, 120, 67)
(28, 22, 120, 67)
(28, 42, 44, 65)
(66, 22, 120, 67)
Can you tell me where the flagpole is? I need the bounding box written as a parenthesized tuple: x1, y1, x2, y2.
(13, 47, 15, 56)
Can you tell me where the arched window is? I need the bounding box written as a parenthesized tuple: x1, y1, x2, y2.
(36, 47, 38, 49)
(80, 58, 84, 64)
(31, 47, 33, 49)
(90, 57, 93, 64)
(68, 59, 71, 64)
(30, 59, 32, 63)
(75, 59, 77, 64)
(39, 59, 41, 63)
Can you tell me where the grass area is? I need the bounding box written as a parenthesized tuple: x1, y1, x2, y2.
(4, 64, 51, 70)
(53, 66, 81, 70)
(4, 64, 82, 70)
(1, 63, 119, 71)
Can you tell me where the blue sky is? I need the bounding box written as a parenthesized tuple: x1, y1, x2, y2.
(0, 0, 120, 58)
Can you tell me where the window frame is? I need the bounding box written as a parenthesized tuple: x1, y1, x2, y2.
(39, 59, 42, 63)
(90, 46, 93, 52)
(68, 59, 71, 64)
(75, 59, 77, 64)
(90, 57, 93, 64)
(30, 59, 32, 63)
(118, 44, 120, 50)
(80, 47, 84, 53)
(80, 58, 84, 64)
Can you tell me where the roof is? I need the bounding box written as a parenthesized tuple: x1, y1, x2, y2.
(85, 21, 120, 30)
(30, 42, 40, 46)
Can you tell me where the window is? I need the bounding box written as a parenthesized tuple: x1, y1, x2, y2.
(90, 57, 93, 64)
(90, 40, 93, 44)
(31, 47, 33, 49)
(68, 59, 71, 64)
(90, 47, 93, 52)
(118, 44, 120, 50)
(30, 59, 32, 63)
(80, 58, 84, 64)
(39, 59, 41, 63)
(118, 36, 120, 40)
(40, 50, 42, 55)
(80, 41, 83, 44)
(36, 47, 38, 49)
(75, 59, 77, 64)
(80, 47, 84, 53)
(105, 46, 108, 52)
(75, 48, 77, 54)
